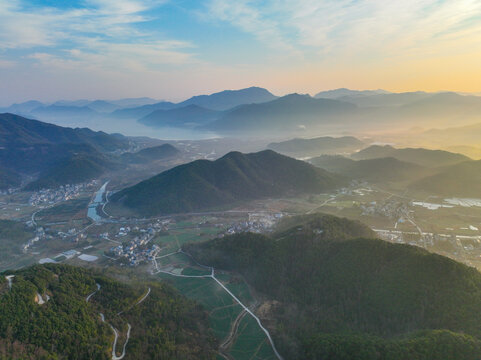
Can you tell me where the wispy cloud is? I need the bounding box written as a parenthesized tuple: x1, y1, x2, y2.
(204, 0, 481, 61)
(0, 0, 192, 69)
(205, 0, 299, 55)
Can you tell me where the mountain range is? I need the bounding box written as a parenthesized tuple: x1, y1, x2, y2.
(308, 146, 481, 197)
(4, 88, 481, 138)
(203, 94, 357, 133)
(110, 150, 343, 216)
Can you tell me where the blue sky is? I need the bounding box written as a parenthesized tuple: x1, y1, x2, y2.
(1, 0, 481, 105)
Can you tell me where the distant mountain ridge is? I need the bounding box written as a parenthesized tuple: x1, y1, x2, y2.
(138, 105, 220, 128)
(352, 145, 470, 167)
(315, 88, 389, 99)
(5, 89, 481, 136)
(311, 155, 428, 182)
(176, 86, 277, 111)
(203, 94, 357, 133)
(111, 150, 343, 215)
(410, 160, 481, 197)
(268, 136, 364, 157)
(120, 143, 180, 163)
(110, 101, 178, 119)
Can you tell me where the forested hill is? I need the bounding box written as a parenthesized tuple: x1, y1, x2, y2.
(0, 113, 128, 152)
(409, 159, 481, 197)
(352, 144, 470, 167)
(185, 213, 481, 359)
(120, 143, 180, 164)
(23, 154, 116, 191)
(310, 155, 428, 183)
(111, 150, 344, 216)
(0, 264, 216, 360)
(267, 136, 364, 157)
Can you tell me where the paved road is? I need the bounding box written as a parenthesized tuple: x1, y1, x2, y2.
(86, 283, 101, 302)
(85, 283, 133, 360)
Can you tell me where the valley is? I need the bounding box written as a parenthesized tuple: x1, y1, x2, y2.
(4, 2, 481, 358)
(4, 95, 481, 359)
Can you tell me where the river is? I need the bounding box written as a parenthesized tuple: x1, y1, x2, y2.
(87, 181, 109, 222)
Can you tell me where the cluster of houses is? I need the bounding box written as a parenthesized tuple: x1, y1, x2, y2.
(22, 226, 47, 252)
(0, 187, 19, 195)
(222, 212, 284, 236)
(28, 181, 97, 206)
(361, 199, 409, 220)
(108, 220, 170, 266)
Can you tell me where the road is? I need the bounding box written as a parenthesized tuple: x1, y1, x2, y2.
(135, 287, 151, 305)
(110, 324, 131, 360)
(86, 283, 101, 302)
(85, 282, 143, 360)
(219, 308, 249, 359)
(306, 195, 336, 214)
(152, 250, 284, 360)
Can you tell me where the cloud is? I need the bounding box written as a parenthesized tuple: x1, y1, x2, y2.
(0, 0, 192, 70)
(203, 0, 481, 62)
(0, 58, 15, 68)
(205, 0, 297, 54)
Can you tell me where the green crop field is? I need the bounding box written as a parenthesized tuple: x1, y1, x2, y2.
(228, 315, 277, 360)
(156, 254, 277, 360)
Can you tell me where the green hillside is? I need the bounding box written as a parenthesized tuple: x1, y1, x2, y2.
(410, 160, 481, 197)
(0, 264, 216, 359)
(120, 144, 180, 164)
(0, 114, 128, 176)
(111, 150, 344, 216)
(0, 167, 21, 189)
(185, 213, 481, 359)
(0, 220, 33, 267)
(0, 113, 128, 152)
(24, 154, 115, 191)
(311, 155, 428, 182)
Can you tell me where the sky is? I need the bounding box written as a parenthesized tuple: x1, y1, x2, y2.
(1, 0, 481, 105)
